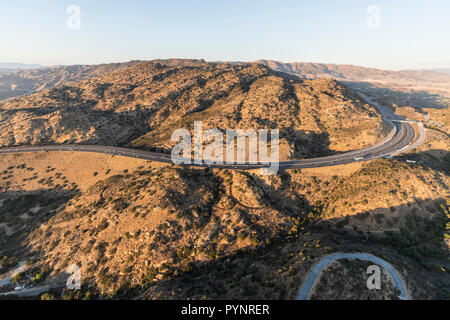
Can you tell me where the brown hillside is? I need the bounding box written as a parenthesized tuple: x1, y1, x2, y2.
(0, 61, 141, 101)
(0, 61, 383, 158)
(11, 156, 447, 299)
(256, 60, 450, 83)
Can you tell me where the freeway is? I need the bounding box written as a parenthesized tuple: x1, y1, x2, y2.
(0, 285, 52, 298)
(0, 96, 422, 170)
(0, 121, 417, 170)
(0, 261, 26, 287)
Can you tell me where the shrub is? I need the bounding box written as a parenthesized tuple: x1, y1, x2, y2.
(40, 293, 56, 300)
(12, 272, 25, 283)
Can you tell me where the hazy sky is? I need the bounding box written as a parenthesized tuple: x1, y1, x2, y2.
(1, 0, 449, 70)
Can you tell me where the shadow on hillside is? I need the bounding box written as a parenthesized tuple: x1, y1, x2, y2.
(134, 127, 336, 159)
(126, 197, 447, 300)
(250, 172, 310, 214)
(288, 129, 334, 159)
(395, 149, 450, 174)
(0, 105, 154, 148)
(3, 195, 448, 300)
(315, 197, 446, 237)
(0, 188, 77, 258)
(315, 197, 449, 297)
(3, 160, 447, 300)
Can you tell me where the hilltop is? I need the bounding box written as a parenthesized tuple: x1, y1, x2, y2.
(0, 61, 140, 101)
(256, 60, 450, 112)
(0, 63, 45, 73)
(255, 60, 450, 83)
(0, 61, 385, 158)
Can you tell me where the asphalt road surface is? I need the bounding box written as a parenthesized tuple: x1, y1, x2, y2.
(0, 285, 52, 298)
(0, 120, 417, 170)
(0, 95, 422, 170)
(296, 253, 408, 300)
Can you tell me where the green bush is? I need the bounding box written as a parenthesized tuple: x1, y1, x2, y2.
(12, 272, 25, 283)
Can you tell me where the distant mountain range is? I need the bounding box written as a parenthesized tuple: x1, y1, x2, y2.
(255, 60, 450, 83)
(0, 61, 140, 100)
(0, 63, 46, 71)
(431, 68, 450, 75)
(1, 59, 449, 102)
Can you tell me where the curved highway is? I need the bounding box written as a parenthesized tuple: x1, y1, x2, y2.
(296, 253, 408, 300)
(0, 96, 422, 170)
(0, 121, 417, 170)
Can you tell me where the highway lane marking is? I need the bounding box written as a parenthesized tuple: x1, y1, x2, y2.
(0, 121, 418, 170)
